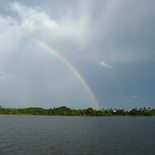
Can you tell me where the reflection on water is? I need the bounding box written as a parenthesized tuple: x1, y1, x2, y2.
(0, 115, 155, 155)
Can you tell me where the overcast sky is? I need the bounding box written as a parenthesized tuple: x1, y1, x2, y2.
(0, 0, 155, 110)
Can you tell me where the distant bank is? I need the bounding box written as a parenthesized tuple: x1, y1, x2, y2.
(0, 106, 155, 116)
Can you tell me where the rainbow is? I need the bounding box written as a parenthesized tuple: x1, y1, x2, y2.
(29, 35, 100, 110)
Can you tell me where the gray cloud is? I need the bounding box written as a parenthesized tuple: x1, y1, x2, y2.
(0, 70, 7, 81)
(132, 96, 138, 98)
(97, 60, 112, 69)
(0, 2, 100, 109)
(0, 1, 155, 109)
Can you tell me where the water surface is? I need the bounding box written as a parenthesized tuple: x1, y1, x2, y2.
(0, 115, 155, 155)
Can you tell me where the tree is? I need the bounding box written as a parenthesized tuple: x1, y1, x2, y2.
(85, 108, 96, 116)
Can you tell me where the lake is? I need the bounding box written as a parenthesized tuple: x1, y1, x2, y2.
(0, 115, 155, 155)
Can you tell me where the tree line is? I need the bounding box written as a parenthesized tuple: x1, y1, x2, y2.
(0, 106, 155, 116)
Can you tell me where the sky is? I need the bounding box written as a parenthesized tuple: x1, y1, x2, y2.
(0, 0, 155, 110)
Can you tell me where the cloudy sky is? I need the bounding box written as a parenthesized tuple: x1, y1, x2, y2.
(0, 0, 155, 110)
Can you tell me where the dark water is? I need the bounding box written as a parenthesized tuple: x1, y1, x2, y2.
(0, 115, 155, 155)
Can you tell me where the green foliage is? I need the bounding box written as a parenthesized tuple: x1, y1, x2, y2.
(0, 106, 155, 116)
